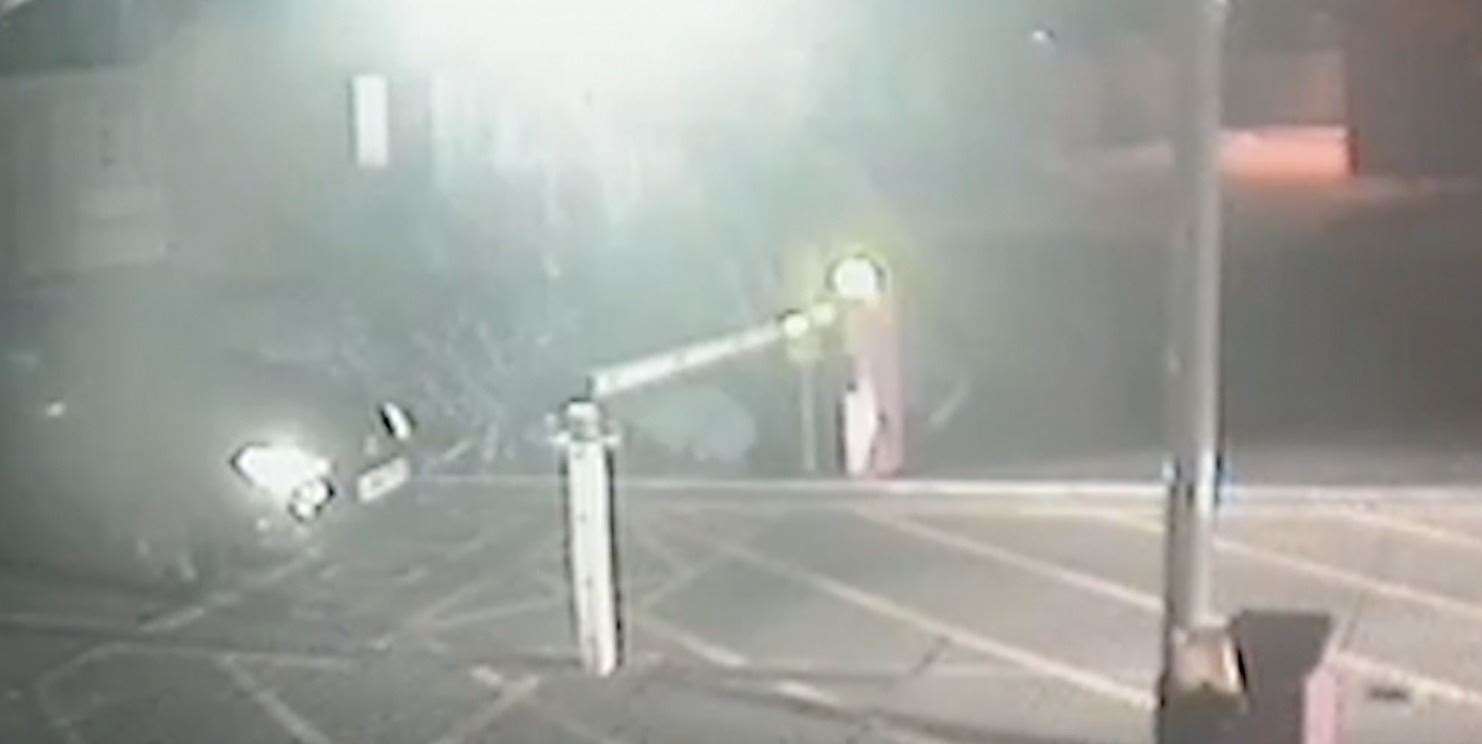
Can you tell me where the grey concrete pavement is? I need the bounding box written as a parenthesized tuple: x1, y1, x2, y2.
(6, 479, 1482, 742)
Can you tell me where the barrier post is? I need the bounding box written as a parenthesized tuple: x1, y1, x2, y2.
(556, 398, 622, 676)
(832, 255, 904, 478)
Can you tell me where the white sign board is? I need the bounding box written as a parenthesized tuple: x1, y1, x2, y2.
(350, 74, 390, 169)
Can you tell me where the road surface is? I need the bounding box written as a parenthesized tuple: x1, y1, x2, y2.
(5, 478, 1482, 743)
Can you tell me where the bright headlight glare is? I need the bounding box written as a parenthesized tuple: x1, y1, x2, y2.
(232, 444, 331, 497)
(830, 256, 886, 302)
(779, 311, 811, 340)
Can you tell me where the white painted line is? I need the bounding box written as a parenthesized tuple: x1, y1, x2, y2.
(855, 510, 1162, 613)
(633, 524, 688, 574)
(641, 476, 1164, 500)
(421, 473, 1163, 500)
(1099, 513, 1482, 624)
(696, 533, 1155, 710)
(643, 501, 1168, 521)
(926, 378, 974, 432)
(33, 643, 118, 744)
(139, 595, 233, 634)
(425, 473, 1482, 505)
(652, 657, 1042, 680)
(430, 675, 540, 744)
(434, 438, 475, 466)
(878, 510, 1482, 712)
(30, 641, 350, 742)
(925, 662, 1151, 680)
(638, 613, 748, 668)
(468, 666, 504, 689)
(406, 529, 556, 630)
(872, 723, 960, 744)
(423, 595, 566, 630)
(217, 654, 334, 744)
(1231, 483, 1482, 503)
(631, 512, 781, 613)
(524, 697, 631, 744)
(444, 516, 538, 562)
(141, 551, 321, 634)
(420, 473, 555, 487)
(635, 610, 848, 716)
(104, 643, 357, 673)
(772, 680, 844, 708)
(0, 612, 141, 634)
(1335, 652, 1482, 709)
(1332, 509, 1482, 553)
(635, 557, 727, 612)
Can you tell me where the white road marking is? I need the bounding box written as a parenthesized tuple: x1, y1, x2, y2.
(637, 610, 1019, 744)
(1231, 483, 1482, 504)
(635, 609, 851, 717)
(926, 378, 974, 432)
(633, 524, 689, 574)
(856, 510, 1162, 612)
(631, 528, 748, 612)
(1099, 513, 1482, 624)
(141, 551, 321, 634)
(637, 613, 748, 668)
(217, 654, 334, 744)
(468, 665, 504, 688)
(0, 612, 142, 634)
(1332, 509, 1482, 553)
(423, 595, 566, 631)
(29, 640, 354, 744)
(687, 531, 1155, 710)
(628, 477, 1165, 500)
(444, 516, 538, 561)
(469, 655, 716, 742)
(422, 473, 1163, 500)
(396, 528, 556, 638)
(924, 662, 1144, 679)
(523, 698, 631, 744)
(425, 472, 1482, 508)
(430, 675, 540, 744)
(702, 658, 1141, 681)
(33, 643, 118, 744)
(139, 595, 235, 634)
(106, 643, 357, 672)
(871, 724, 960, 744)
(433, 438, 475, 466)
(873, 510, 1482, 712)
(771, 680, 843, 708)
(1336, 652, 1482, 709)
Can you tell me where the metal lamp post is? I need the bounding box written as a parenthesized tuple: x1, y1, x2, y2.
(1158, 1, 1342, 741)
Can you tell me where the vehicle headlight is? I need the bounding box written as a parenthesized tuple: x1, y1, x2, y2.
(829, 254, 887, 303)
(778, 310, 812, 340)
(286, 478, 334, 523)
(231, 444, 332, 498)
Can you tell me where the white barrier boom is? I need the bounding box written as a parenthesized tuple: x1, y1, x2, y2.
(559, 301, 840, 676)
(587, 303, 837, 400)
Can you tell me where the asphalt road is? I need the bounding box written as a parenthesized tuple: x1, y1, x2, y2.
(6, 478, 1482, 743)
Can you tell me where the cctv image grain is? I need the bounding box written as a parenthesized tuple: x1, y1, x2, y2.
(2, 1, 1481, 741)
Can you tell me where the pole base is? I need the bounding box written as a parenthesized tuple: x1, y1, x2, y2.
(1157, 611, 1342, 744)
